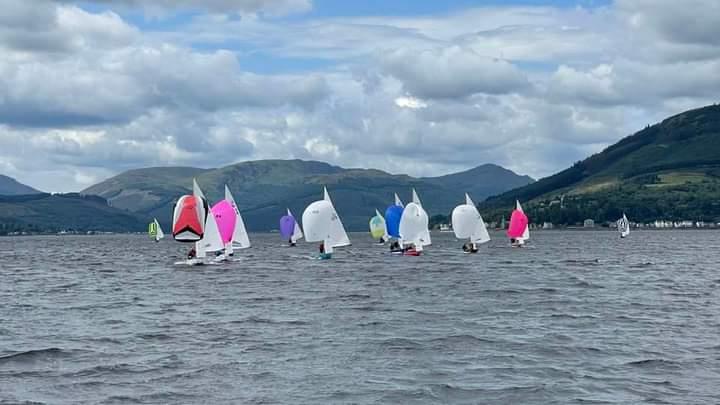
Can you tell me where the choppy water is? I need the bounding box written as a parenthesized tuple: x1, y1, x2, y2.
(1, 230, 720, 404)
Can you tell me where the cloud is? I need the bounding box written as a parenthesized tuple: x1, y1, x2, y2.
(1, 1, 720, 192)
(58, 0, 312, 16)
(617, 0, 720, 46)
(380, 45, 530, 99)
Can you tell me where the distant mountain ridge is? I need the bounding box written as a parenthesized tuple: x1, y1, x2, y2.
(0, 175, 41, 195)
(479, 103, 720, 224)
(0, 193, 145, 234)
(83, 159, 534, 231)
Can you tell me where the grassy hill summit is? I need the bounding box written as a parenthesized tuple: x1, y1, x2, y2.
(479, 103, 720, 225)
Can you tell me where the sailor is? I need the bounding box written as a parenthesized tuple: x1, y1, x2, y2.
(289, 238, 296, 247)
(319, 243, 325, 254)
(187, 247, 197, 259)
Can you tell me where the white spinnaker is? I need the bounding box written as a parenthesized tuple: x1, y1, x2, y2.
(451, 194, 490, 244)
(618, 213, 630, 237)
(192, 179, 223, 257)
(225, 185, 251, 249)
(399, 202, 431, 249)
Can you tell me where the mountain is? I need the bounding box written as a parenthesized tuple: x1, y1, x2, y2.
(83, 159, 534, 231)
(0, 175, 41, 195)
(479, 103, 720, 224)
(0, 193, 146, 234)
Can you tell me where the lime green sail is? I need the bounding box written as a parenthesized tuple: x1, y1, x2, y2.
(369, 209, 388, 241)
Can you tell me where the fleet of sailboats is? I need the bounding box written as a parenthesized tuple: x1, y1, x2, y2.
(166, 182, 637, 263)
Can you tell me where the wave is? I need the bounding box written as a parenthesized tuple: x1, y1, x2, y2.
(0, 347, 77, 364)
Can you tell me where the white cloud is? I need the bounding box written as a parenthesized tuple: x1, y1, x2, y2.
(1, 1, 720, 192)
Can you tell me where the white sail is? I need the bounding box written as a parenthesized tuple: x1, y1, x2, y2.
(302, 191, 350, 249)
(412, 188, 422, 206)
(452, 194, 490, 245)
(191, 179, 223, 258)
(394, 193, 404, 208)
(399, 201, 431, 248)
(224, 185, 251, 249)
(288, 208, 304, 243)
(193, 178, 205, 200)
(618, 213, 630, 238)
(515, 200, 530, 243)
(376, 208, 389, 241)
(322, 187, 350, 247)
(154, 218, 165, 241)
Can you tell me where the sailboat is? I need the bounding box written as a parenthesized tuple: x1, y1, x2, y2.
(398, 188, 431, 255)
(224, 185, 251, 254)
(369, 209, 389, 244)
(280, 208, 303, 246)
(301, 187, 351, 259)
(210, 199, 237, 261)
(173, 179, 224, 265)
(451, 194, 490, 253)
(617, 213, 630, 238)
(507, 200, 530, 247)
(148, 218, 164, 242)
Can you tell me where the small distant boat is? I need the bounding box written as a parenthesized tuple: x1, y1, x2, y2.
(507, 200, 530, 247)
(451, 193, 490, 253)
(617, 213, 630, 238)
(301, 187, 350, 259)
(280, 208, 304, 246)
(148, 218, 164, 242)
(398, 189, 431, 255)
(369, 209, 389, 244)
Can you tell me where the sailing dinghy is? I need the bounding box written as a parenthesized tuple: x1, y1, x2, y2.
(398, 189, 431, 255)
(617, 213, 630, 238)
(148, 218, 164, 242)
(301, 187, 350, 259)
(451, 194, 490, 253)
(369, 209, 389, 244)
(280, 208, 303, 246)
(507, 200, 530, 247)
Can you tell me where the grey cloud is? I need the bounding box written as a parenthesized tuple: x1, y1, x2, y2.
(618, 0, 720, 46)
(380, 45, 530, 99)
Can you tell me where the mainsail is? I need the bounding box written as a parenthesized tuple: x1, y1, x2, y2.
(225, 185, 251, 250)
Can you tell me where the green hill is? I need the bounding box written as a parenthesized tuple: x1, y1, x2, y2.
(479, 103, 720, 225)
(0, 175, 41, 195)
(83, 159, 533, 231)
(0, 193, 146, 234)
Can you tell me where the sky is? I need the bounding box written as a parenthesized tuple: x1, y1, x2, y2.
(1, 0, 719, 192)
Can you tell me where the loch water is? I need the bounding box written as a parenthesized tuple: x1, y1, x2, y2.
(1, 230, 719, 404)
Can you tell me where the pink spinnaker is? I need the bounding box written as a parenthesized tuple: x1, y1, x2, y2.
(507, 209, 528, 238)
(211, 200, 237, 244)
